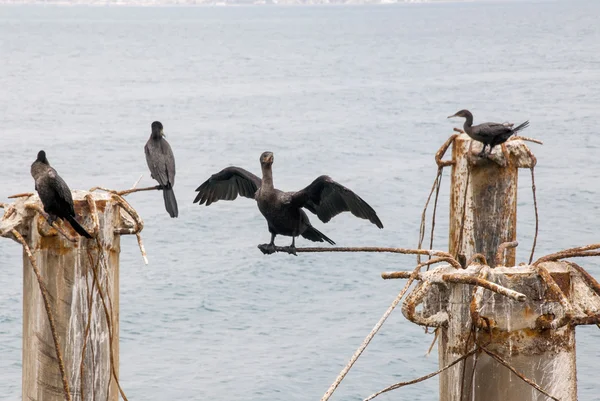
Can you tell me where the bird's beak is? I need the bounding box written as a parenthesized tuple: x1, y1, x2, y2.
(267, 154, 274, 163)
(161, 129, 166, 137)
(447, 114, 457, 119)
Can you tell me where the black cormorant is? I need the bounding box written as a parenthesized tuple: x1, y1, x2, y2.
(30, 150, 93, 239)
(145, 121, 178, 218)
(448, 109, 530, 156)
(193, 151, 383, 254)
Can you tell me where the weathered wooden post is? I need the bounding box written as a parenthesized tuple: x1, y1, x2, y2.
(0, 190, 143, 401)
(399, 134, 600, 401)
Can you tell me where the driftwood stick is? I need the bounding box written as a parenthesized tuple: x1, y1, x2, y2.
(89, 183, 160, 197)
(263, 246, 463, 269)
(131, 174, 143, 190)
(381, 271, 424, 280)
(509, 136, 544, 145)
(117, 185, 161, 196)
(7, 192, 34, 199)
(136, 233, 149, 265)
(12, 229, 72, 401)
(441, 274, 526, 302)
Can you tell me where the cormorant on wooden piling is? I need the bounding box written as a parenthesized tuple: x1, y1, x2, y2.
(30, 150, 93, 238)
(145, 121, 178, 218)
(193, 151, 383, 254)
(448, 109, 530, 156)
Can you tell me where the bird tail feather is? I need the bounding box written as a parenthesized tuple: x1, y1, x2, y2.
(301, 225, 335, 245)
(512, 120, 530, 134)
(163, 187, 179, 218)
(66, 215, 93, 239)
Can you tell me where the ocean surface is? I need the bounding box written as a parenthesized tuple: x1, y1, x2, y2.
(1, 1, 600, 400)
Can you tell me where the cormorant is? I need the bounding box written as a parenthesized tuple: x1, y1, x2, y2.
(448, 109, 530, 156)
(193, 151, 383, 254)
(30, 150, 93, 239)
(145, 121, 178, 218)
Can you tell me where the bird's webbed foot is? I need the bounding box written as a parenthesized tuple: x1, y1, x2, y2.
(46, 214, 57, 226)
(281, 245, 297, 256)
(258, 243, 277, 255)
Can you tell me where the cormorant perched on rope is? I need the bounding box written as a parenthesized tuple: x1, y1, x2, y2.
(30, 150, 92, 238)
(145, 121, 178, 218)
(193, 151, 383, 254)
(448, 109, 530, 156)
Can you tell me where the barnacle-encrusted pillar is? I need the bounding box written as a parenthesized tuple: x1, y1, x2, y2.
(416, 136, 591, 401)
(0, 191, 143, 401)
(399, 258, 600, 401)
(449, 134, 535, 267)
(415, 136, 582, 401)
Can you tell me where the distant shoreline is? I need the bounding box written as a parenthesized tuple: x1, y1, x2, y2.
(0, 0, 467, 6)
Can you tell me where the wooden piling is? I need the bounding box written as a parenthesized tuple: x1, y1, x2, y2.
(0, 190, 143, 401)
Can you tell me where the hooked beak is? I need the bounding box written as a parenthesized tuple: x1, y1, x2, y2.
(447, 114, 457, 119)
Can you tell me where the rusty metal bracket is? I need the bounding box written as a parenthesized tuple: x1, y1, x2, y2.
(25, 203, 78, 243)
(466, 253, 488, 267)
(402, 280, 448, 328)
(440, 274, 526, 302)
(110, 194, 147, 264)
(495, 241, 519, 267)
(436, 134, 458, 167)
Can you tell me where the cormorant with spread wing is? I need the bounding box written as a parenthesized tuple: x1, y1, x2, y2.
(193, 151, 383, 254)
(145, 121, 178, 218)
(30, 150, 93, 238)
(448, 109, 529, 156)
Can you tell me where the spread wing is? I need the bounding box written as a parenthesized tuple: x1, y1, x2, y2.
(145, 139, 175, 188)
(193, 167, 261, 206)
(290, 175, 383, 228)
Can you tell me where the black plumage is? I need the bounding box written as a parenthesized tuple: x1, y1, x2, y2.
(145, 121, 178, 218)
(448, 109, 530, 156)
(30, 150, 92, 238)
(193, 151, 383, 253)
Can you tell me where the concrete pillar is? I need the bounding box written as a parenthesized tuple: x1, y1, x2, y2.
(0, 190, 142, 401)
(448, 134, 530, 267)
(437, 263, 576, 401)
(440, 135, 577, 401)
